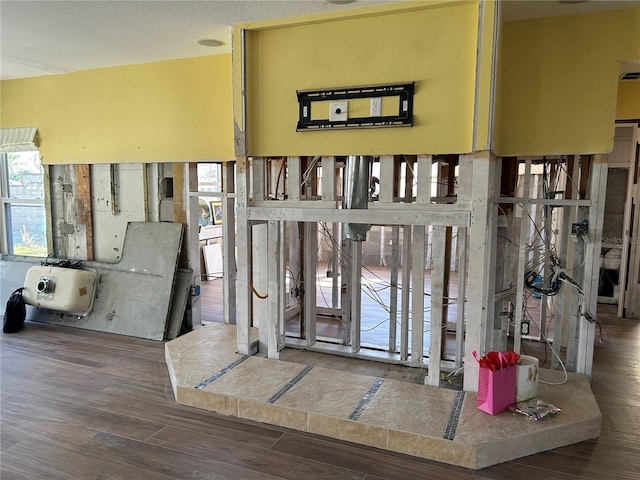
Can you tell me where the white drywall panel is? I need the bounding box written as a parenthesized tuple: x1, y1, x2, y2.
(91, 163, 146, 263)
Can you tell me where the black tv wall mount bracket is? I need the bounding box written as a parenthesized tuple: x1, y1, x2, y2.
(296, 82, 414, 131)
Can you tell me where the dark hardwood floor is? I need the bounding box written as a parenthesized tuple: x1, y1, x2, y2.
(1, 303, 638, 479)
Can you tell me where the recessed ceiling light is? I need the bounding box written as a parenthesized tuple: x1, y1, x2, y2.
(325, 0, 357, 4)
(197, 39, 225, 47)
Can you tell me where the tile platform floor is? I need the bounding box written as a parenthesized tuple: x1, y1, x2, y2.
(165, 322, 601, 470)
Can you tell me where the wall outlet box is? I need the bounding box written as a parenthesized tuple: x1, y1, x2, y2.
(329, 101, 348, 122)
(370, 97, 382, 117)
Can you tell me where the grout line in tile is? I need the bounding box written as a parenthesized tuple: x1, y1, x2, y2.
(267, 365, 313, 404)
(443, 390, 465, 441)
(194, 355, 250, 390)
(349, 377, 385, 421)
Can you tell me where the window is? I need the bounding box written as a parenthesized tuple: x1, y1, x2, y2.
(0, 151, 47, 256)
(197, 163, 222, 227)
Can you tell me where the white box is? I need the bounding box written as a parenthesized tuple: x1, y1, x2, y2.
(23, 266, 98, 316)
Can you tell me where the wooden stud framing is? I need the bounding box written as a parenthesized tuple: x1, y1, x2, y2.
(252, 158, 269, 353)
(255, 220, 269, 353)
(414, 155, 430, 372)
(75, 164, 93, 260)
(427, 226, 445, 385)
(484, 156, 500, 351)
(400, 226, 412, 361)
(624, 161, 640, 315)
(43, 166, 55, 256)
(463, 151, 496, 393)
(416, 155, 432, 201)
(267, 220, 283, 359)
(350, 240, 363, 354)
(618, 125, 640, 316)
(380, 155, 399, 353)
(247, 204, 469, 226)
(411, 225, 426, 367)
(379, 156, 395, 203)
(252, 157, 265, 201)
(341, 237, 352, 346)
(228, 144, 605, 389)
(222, 162, 237, 325)
(566, 156, 587, 371)
(389, 226, 400, 353)
(455, 227, 468, 368)
(551, 156, 573, 369)
(235, 156, 252, 355)
(577, 154, 607, 377)
(512, 158, 532, 354)
(321, 156, 336, 202)
(404, 156, 415, 202)
(304, 220, 318, 347)
(288, 157, 301, 201)
(331, 222, 340, 310)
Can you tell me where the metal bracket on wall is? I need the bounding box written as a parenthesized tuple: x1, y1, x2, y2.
(296, 82, 414, 131)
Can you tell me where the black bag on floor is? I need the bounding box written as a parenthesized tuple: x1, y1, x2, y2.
(3, 288, 26, 333)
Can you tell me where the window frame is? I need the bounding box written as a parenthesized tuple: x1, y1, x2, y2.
(0, 151, 48, 255)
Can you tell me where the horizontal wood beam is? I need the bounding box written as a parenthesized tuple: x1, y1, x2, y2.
(246, 206, 470, 227)
(497, 197, 591, 206)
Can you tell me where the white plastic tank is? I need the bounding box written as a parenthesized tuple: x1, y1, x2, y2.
(22, 266, 98, 316)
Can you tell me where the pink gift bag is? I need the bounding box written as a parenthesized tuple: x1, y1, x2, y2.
(474, 351, 518, 415)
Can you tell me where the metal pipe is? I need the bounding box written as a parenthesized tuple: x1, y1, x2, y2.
(343, 155, 372, 241)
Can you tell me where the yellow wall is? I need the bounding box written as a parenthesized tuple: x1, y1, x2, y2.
(495, 8, 640, 156)
(617, 80, 640, 120)
(0, 55, 235, 164)
(239, 1, 479, 157)
(474, 0, 498, 151)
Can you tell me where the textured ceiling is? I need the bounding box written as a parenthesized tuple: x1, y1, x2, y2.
(0, 0, 399, 80)
(1, 0, 638, 81)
